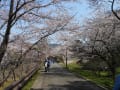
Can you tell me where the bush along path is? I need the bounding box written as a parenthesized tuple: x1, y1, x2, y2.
(31, 63, 106, 90)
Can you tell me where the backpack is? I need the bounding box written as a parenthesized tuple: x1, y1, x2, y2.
(45, 61, 48, 67)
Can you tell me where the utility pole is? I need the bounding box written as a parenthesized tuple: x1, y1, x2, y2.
(65, 47, 68, 68)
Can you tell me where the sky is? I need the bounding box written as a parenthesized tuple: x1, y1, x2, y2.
(48, 1, 95, 44)
(8, 0, 95, 44)
(65, 1, 94, 22)
(48, 0, 120, 44)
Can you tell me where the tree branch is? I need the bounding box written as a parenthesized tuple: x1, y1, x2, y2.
(0, 21, 7, 30)
(0, 33, 4, 37)
(111, 0, 120, 20)
(28, 12, 57, 20)
(11, 1, 54, 26)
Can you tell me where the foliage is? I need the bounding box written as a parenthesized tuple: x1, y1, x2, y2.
(70, 12, 120, 80)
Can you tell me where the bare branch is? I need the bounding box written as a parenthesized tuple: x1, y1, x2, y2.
(111, 0, 120, 20)
(0, 33, 4, 37)
(0, 21, 7, 30)
(11, 1, 54, 26)
(28, 12, 58, 20)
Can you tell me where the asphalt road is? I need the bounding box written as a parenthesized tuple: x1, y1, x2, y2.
(31, 63, 106, 90)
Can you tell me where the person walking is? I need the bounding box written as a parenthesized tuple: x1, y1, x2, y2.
(44, 58, 50, 72)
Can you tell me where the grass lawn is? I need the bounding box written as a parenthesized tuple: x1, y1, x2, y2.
(22, 70, 40, 90)
(67, 63, 114, 90)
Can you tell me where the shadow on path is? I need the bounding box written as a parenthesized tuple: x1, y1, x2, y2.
(31, 63, 107, 90)
(47, 81, 105, 90)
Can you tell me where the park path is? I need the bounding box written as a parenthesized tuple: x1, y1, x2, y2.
(31, 63, 106, 90)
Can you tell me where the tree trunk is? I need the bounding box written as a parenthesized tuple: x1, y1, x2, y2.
(111, 58, 116, 81)
(12, 69, 16, 81)
(0, 26, 11, 63)
(2, 69, 5, 80)
(0, 0, 14, 63)
(65, 48, 68, 68)
(110, 67, 116, 81)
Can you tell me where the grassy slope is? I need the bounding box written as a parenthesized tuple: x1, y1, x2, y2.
(68, 63, 114, 90)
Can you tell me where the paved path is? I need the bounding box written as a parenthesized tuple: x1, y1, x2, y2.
(31, 63, 106, 90)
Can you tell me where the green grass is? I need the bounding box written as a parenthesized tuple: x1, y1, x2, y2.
(116, 67, 120, 74)
(68, 63, 114, 90)
(22, 70, 40, 90)
(100, 71, 109, 76)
